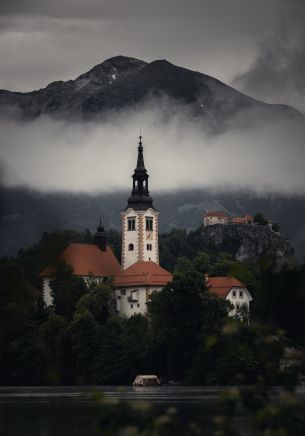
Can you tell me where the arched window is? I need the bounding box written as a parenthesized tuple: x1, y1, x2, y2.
(128, 243, 134, 251)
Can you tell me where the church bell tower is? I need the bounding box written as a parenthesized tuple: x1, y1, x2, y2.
(121, 136, 159, 269)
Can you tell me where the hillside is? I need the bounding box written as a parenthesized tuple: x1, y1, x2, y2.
(1, 187, 304, 261)
(0, 56, 303, 127)
(193, 224, 293, 263)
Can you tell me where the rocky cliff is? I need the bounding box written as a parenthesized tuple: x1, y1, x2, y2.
(197, 224, 293, 263)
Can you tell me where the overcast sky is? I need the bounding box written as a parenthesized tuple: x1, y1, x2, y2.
(0, 0, 304, 112)
(0, 0, 305, 195)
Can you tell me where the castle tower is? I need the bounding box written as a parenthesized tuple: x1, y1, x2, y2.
(121, 136, 159, 269)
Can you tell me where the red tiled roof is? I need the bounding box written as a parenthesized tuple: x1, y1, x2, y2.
(115, 261, 172, 287)
(39, 243, 122, 277)
(207, 276, 246, 297)
(204, 210, 228, 218)
(231, 214, 253, 224)
(231, 217, 245, 224)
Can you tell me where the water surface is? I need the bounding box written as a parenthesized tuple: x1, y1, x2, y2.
(2, 385, 303, 435)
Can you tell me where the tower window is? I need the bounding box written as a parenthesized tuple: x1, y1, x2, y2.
(128, 243, 134, 251)
(147, 243, 152, 251)
(128, 218, 136, 231)
(146, 217, 153, 231)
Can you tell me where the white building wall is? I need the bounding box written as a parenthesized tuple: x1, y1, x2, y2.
(42, 277, 53, 306)
(204, 216, 228, 227)
(115, 286, 163, 317)
(140, 209, 159, 264)
(226, 287, 253, 317)
(121, 207, 159, 270)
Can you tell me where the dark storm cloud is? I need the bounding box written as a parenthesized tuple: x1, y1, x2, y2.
(234, 1, 305, 113)
(0, 0, 290, 91)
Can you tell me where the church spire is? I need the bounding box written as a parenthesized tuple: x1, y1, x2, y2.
(136, 135, 145, 170)
(126, 136, 155, 211)
(94, 217, 107, 251)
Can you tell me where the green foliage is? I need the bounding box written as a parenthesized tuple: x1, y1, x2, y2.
(16, 229, 93, 288)
(159, 229, 191, 271)
(49, 263, 88, 320)
(272, 222, 280, 233)
(149, 270, 228, 380)
(13, 228, 121, 289)
(254, 213, 268, 225)
(254, 259, 305, 343)
(1, 228, 305, 398)
(213, 322, 305, 436)
(76, 282, 113, 324)
(70, 309, 101, 383)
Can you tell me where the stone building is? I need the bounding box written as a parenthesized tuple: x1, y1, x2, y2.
(203, 210, 229, 227)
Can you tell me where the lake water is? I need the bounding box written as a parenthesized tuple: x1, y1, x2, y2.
(1, 386, 304, 435)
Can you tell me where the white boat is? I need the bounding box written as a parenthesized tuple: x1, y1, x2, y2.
(132, 375, 161, 386)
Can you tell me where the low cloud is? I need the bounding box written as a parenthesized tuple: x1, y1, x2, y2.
(0, 102, 304, 195)
(234, 0, 305, 114)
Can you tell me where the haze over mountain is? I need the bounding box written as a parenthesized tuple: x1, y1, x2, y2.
(0, 56, 305, 260)
(0, 56, 303, 128)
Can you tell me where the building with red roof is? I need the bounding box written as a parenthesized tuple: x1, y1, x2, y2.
(231, 214, 253, 225)
(114, 261, 172, 317)
(39, 222, 121, 306)
(206, 275, 253, 317)
(203, 210, 229, 227)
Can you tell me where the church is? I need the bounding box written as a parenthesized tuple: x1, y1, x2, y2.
(40, 135, 252, 317)
(40, 136, 173, 316)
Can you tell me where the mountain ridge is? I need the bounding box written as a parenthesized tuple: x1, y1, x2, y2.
(0, 55, 303, 125)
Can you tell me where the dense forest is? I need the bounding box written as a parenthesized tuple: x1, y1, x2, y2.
(0, 226, 305, 386)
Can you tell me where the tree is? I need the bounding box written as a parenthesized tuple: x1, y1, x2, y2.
(210, 252, 236, 276)
(49, 263, 87, 320)
(69, 309, 101, 383)
(76, 282, 114, 324)
(192, 252, 210, 275)
(254, 213, 268, 225)
(254, 260, 305, 344)
(272, 222, 280, 233)
(39, 312, 74, 384)
(149, 271, 212, 380)
(15, 229, 93, 288)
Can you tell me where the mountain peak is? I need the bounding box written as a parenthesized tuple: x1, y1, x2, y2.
(75, 55, 146, 83)
(0, 55, 303, 123)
